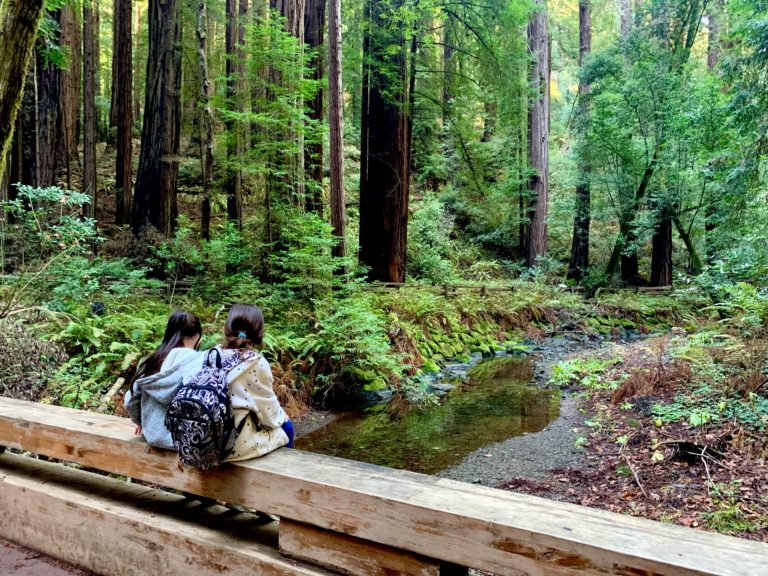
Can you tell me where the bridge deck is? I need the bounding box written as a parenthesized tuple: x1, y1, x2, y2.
(0, 396, 766, 575)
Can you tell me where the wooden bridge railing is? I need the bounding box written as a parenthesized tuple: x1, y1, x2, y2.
(0, 396, 765, 576)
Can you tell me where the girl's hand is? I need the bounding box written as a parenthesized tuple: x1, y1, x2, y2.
(134, 425, 142, 435)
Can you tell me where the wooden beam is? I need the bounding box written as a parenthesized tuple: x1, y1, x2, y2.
(280, 518, 440, 576)
(0, 451, 331, 576)
(0, 398, 766, 576)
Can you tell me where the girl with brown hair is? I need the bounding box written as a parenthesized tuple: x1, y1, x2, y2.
(217, 303, 293, 461)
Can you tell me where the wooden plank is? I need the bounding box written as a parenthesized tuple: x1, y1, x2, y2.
(280, 518, 440, 576)
(0, 398, 766, 576)
(0, 451, 332, 576)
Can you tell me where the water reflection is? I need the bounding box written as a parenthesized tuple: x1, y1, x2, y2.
(297, 356, 559, 474)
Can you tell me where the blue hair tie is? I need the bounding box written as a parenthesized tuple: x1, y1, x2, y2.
(238, 331, 247, 338)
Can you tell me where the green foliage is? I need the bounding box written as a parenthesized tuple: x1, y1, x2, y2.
(406, 195, 458, 283)
(549, 356, 622, 389)
(702, 481, 768, 535)
(312, 293, 404, 397)
(269, 209, 353, 306)
(1, 185, 98, 265)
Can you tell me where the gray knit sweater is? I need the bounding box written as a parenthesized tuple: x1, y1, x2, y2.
(124, 348, 205, 449)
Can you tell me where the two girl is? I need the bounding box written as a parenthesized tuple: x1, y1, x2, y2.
(125, 305, 293, 459)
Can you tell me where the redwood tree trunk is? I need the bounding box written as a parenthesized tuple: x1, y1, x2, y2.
(0, 0, 46, 184)
(10, 63, 39, 191)
(304, 0, 325, 214)
(526, 0, 550, 267)
(58, 5, 82, 188)
(359, 0, 410, 282)
(196, 0, 214, 241)
(115, 0, 133, 225)
(225, 0, 243, 227)
(83, 1, 98, 220)
(110, 0, 119, 129)
(328, 0, 345, 261)
(36, 44, 62, 188)
(132, 0, 182, 236)
(567, 0, 592, 280)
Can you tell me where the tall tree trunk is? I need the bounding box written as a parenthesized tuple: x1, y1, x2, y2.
(650, 206, 672, 286)
(110, 0, 119, 129)
(619, 0, 632, 37)
(567, 0, 592, 280)
(36, 43, 62, 188)
(196, 0, 214, 241)
(225, 0, 242, 227)
(704, 0, 721, 262)
(132, 0, 182, 236)
(83, 1, 98, 220)
(115, 0, 133, 225)
(359, 0, 410, 282)
(133, 3, 144, 124)
(328, 0, 345, 262)
(304, 0, 325, 214)
(58, 5, 82, 189)
(0, 0, 46, 184)
(11, 63, 39, 191)
(706, 5, 720, 71)
(526, 0, 550, 267)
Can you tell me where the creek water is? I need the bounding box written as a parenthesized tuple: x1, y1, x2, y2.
(296, 355, 560, 474)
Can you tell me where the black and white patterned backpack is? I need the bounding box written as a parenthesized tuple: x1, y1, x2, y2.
(165, 347, 254, 470)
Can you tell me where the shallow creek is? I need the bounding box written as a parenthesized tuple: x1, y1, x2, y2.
(296, 355, 560, 475)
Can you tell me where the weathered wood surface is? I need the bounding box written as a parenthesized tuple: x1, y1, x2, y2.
(280, 519, 440, 576)
(0, 397, 766, 576)
(0, 451, 332, 576)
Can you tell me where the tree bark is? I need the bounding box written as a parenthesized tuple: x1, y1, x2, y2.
(328, 0, 345, 262)
(526, 0, 550, 267)
(110, 0, 119, 129)
(132, 0, 182, 236)
(304, 0, 325, 214)
(83, 1, 98, 220)
(619, 0, 631, 37)
(10, 62, 39, 191)
(706, 4, 720, 71)
(359, 0, 410, 282)
(196, 0, 214, 241)
(0, 0, 46, 185)
(567, 0, 592, 280)
(58, 5, 82, 188)
(36, 41, 62, 188)
(225, 0, 243, 227)
(115, 0, 133, 225)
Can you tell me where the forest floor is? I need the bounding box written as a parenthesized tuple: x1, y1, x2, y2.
(448, 334, 768, 542)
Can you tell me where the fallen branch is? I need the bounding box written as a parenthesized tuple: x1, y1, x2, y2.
(620, 435, 648, 498)
(622, 453, 648, 498)
(98, 377, 126, 413)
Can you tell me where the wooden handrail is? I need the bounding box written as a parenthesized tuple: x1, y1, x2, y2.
(0, 396, 765, 575)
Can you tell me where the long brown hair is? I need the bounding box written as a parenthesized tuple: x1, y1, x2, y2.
(132, 311, 202, 383)
(223, 304, 265, 349)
